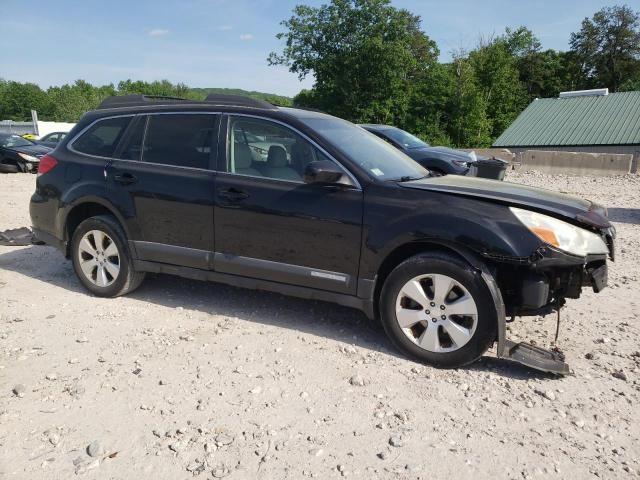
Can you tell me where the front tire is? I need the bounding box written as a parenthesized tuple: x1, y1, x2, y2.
(379, 252, 497, 368)
(71, 215, 145, 297)
(0, 162, 19, 174)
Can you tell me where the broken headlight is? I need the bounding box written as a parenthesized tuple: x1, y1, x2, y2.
(18, 153, 39, 163)
(510, 207, 608, 257)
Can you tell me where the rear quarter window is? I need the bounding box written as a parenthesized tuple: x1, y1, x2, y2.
(72, 116, 132, 158)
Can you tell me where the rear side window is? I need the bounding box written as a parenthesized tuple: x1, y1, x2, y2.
(143, 114, 215, 169)
(72, 116, 132, 158)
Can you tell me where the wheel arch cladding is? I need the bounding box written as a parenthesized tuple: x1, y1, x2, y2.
(373, 242, 472, 316)
(63, 202, 126, 256)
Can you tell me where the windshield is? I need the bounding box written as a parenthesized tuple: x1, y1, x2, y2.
(297, 116, 428, 181)
(382, 127, 429, 149)
(0, 134, 33, 148)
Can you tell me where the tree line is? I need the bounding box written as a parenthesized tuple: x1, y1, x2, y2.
(1, 1, 638, 147)
(269, 1, 640, 147)
(0, 80, 292, 125)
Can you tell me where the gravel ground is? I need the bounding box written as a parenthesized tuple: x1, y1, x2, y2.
(1, 170, 639, 479)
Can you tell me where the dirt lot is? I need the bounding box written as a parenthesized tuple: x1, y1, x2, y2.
(1, 171, 639, 479)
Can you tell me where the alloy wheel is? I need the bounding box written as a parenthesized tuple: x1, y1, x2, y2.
(395, 273, 478, 353)
(77, 230, 120, 287)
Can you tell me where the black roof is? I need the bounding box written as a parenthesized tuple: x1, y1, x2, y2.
(97, 94, 277, 111)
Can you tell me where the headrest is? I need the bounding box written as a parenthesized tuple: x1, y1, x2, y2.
(234, 143, 253, 168)
(291, 142, 312, 161)
(267, 145, 288, 167)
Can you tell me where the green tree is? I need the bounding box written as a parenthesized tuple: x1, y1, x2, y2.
(447, 53, 492, 147)
(0, 80, 49, 121)
(569, 5, 640, 91)
(46, 80, 116, 122)
(269, 0, 438, 125)
(468, 36, 526, 140)
(117, 79, 190, 97)
(404, 63, 455, 146)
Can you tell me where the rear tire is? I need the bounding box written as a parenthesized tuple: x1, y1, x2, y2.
(71, 215, 145, 297)
(379, 252, 497, 368)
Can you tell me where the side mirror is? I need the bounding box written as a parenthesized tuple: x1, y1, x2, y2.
(304, 160, 352, 186)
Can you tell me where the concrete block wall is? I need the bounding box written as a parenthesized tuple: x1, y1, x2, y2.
(518, 150, 633, 176)
(461, 148, 515, 163)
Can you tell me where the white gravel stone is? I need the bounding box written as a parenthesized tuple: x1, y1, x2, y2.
(12, 384, 25, 397)
(309, 447, 324, 457)
(87, 440, 104, 458)
(1, 171, 639, 479)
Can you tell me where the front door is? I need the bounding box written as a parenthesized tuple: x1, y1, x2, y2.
(213, 115, 362, 294)
(110, 113, 218, 270)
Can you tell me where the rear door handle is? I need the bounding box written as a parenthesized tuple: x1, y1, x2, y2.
(113, 172, 137, 185)
(218, 187, 249, 201)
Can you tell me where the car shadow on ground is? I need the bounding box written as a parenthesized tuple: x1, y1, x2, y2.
(607, 207, 640, 225)
(0, 245, 555, 380)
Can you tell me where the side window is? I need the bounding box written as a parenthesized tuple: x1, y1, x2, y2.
(72, 117, 132, 158)
(143, 114, 215, 169)
(46, 133, 59, 143)
(228, 116, 331, 182)
(117, 116, 147, 161)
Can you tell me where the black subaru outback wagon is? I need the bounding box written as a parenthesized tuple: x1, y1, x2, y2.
(30, 95, 615, 373)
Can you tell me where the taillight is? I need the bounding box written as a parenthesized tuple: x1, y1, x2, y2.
(37, 154, 58, 176)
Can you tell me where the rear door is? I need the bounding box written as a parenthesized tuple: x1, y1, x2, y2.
(110, 113, 219, 269)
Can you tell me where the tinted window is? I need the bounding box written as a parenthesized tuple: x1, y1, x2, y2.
(228, 116, 331, 182)
(143, 114, 214, 169)
(118, 117, 146, 161)
(73, 117, 132, 157)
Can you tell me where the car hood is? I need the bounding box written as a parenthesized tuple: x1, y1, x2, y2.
(401, 175, 611, 228)
(8, 144, 52, 157)
(405, 146, 484, 163)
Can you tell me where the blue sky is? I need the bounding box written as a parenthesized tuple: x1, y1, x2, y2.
(1, 0, 628, 96)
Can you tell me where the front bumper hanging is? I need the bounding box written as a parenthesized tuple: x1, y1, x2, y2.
(0, 227, 42, 246)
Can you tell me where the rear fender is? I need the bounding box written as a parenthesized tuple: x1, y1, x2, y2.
(58, 184, 134, 245)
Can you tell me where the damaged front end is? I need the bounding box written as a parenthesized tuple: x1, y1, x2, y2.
(490, 206, 616, 374)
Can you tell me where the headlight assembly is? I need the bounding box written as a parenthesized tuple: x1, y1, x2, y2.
(18, 153, 39, 162)
(510, 207, 608, 257)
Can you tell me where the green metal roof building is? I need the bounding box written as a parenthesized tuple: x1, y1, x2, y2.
(493, 89, 640, 168)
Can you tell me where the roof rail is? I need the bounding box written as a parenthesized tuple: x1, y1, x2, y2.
(204, 94, 276, 110)
(97, 94, 188, 109)
(97, 94, 277, 110)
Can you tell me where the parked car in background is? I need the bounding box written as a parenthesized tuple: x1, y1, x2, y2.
(36, 131, 68, 149)
(360, 124, 482, 176)
(0, 133, 51, 173)
(30, 94, 615, 373)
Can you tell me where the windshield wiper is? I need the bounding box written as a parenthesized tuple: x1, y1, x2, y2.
(387, 175, 425, 182)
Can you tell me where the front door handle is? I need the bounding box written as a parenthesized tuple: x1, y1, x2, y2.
(218, 187, 249, 201)
(113, 172, 137, 185)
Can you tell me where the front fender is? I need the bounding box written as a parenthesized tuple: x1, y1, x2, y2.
(360, 184, 543, 280)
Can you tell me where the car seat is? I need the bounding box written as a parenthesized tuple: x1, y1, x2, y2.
(234, 143, 262, 176)
(262, 145, 301, 181)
